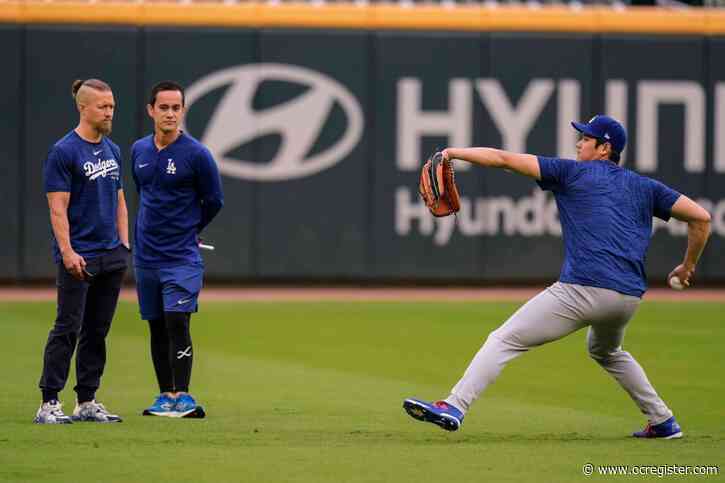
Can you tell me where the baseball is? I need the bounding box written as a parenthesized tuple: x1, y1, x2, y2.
(669, 276, 685, 291)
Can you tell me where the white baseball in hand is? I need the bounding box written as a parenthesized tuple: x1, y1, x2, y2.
(669, 276, 685, 291)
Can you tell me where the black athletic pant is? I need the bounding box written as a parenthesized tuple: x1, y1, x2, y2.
(39, 245, 129, 403)
(148, 312, 193, 393)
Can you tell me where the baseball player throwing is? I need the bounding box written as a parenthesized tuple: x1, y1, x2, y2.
(403, 115, 711, 439)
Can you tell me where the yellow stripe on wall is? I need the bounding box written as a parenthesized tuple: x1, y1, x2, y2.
(1, 2, 725, 35)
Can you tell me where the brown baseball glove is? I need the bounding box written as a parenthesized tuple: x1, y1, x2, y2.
(419, 152, 461, 217)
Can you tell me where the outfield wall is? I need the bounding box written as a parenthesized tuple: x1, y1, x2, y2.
(1, 6, 724, 282)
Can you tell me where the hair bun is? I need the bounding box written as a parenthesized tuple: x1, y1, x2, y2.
(71, 79, 85, 98)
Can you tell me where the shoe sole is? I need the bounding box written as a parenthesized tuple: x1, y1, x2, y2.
(632, 431, 683, 439)
(70, 416, 122, 423)
(142, 406, 206, 419)
(180, 405, 206, 419)
(403, 399, 460, 431)
(33, 418, 73, 425)
(142, 409, 177, 417)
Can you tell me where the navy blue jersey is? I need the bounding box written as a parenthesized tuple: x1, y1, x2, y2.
(43, 131, 122, 263)
(131, 132, 223, 269)
(537, 156, 681, 297)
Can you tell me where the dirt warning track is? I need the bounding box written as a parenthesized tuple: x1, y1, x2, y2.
(0, 286, 722, 302)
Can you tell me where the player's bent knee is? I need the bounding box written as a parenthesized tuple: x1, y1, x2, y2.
(588, 347, 625, 363)
(487, 330, 527, 351)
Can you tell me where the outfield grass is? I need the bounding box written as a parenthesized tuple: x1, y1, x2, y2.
(1, 300, 723, 482)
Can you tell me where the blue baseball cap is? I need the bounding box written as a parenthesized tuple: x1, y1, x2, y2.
(571, 115, 627, 154)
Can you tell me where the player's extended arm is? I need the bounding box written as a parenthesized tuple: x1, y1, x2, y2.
(668, 195, 712, 287)
(47, 191, 86, 280)
(442, 147, 541, 180)
(117, 189, 129, 249)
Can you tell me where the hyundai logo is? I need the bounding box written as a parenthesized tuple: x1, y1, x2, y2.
(184, 63, 364, 181)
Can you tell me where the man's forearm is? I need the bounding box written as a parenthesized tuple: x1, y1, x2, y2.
(117, 202, 129, 247)
(50, 210, 73, 255)
(446, 147, 507, 169)
(683, 219, 711, 268)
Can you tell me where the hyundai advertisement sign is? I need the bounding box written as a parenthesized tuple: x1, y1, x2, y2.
(2, 27, 723, 281)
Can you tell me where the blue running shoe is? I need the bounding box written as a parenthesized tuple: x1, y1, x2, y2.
(142, 394, 177, 417)
(403, 398, 463, 431)
(633, 416, 683, 439)
(174, 394, 206, 419)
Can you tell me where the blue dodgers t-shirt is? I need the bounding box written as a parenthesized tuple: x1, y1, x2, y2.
(131, 132, 223, 269)
(43, 131, 123, 263)
(537, 156, 681, 297)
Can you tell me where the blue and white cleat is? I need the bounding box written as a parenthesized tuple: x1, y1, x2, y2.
(142, 394, 177, 417)
(403, 398, 463, 432)
(33, 400, 73, 424)
(71, 400, 122, 423)
(632, 416, 683, 439)
(174, 393, 206, 419)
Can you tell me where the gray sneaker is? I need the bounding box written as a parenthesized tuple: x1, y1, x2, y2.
(71, 400, 122, 423)
(33, 400, 73, 424)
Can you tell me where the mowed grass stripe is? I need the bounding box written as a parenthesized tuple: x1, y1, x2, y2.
(1, 300, 723, 483)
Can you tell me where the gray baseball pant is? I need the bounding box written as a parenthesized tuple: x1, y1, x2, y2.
(445, 282, 673, 425)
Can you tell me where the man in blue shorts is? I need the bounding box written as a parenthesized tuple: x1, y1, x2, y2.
(36, 78, 129, 424)
(132, 81, 223, 418)
(403, 115, 711, 439)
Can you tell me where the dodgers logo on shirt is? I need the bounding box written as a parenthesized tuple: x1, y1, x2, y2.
(83, 158, 119, 181)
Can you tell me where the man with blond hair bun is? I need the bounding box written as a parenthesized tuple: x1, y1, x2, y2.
(35, 79, 129, 424)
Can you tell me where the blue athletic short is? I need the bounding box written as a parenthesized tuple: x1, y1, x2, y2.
(135, 264, 204, 320)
